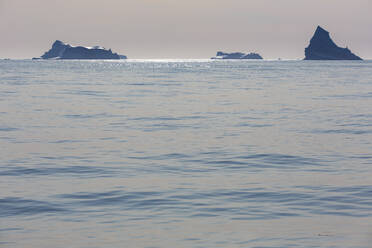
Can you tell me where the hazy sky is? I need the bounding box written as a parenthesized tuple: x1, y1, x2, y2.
(1, 0, 371, 59)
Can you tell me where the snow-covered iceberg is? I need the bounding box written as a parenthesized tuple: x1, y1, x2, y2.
(35, 40, 127, 60)
(211, 51, 263, 60)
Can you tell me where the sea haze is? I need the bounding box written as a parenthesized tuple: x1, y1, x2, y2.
(1, 59, 372, 248)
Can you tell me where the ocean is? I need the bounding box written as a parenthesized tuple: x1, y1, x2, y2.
(1, 59, 372, 248)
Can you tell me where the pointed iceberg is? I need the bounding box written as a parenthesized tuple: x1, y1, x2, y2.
(304, 26, 362, 60)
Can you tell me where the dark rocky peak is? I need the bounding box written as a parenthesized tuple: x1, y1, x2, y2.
(41, 40, 69, 59)
(53, 40, 65, 46)
(314, 26, 328, 36)
(309, 26, 337, 48)
(51, 40, 69, 50)
(305, 26, 362, 60)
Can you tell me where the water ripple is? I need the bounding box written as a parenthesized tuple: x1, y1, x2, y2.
(0, 197, 66, 217)
(2, 60, 372, 247)
(50, 185, 372, 219)
(0, 165, 115, 177)
(0, 127, 19, 132)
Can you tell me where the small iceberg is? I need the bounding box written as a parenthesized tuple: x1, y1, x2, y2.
(211, 51, 263, 60)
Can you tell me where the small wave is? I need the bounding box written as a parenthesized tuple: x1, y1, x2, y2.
(0, 197, 66, 217)
(49, 139, 88, 144)
(327, 92, 372, 99)
(60, 89, 108, 97)
(0, 127, 19, 132)
(0, 165, 115, 177)
(312, 128, 372, 135)
(63, 112, 116, 119)
(128, 153, 191, 161)
(199, 153, 327, 172)
(50, 185, 372, 220)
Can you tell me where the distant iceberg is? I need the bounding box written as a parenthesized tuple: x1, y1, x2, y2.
(34, 40, 127, 60)
(211, 51, 263, 60)
(304, 26, 362, 60)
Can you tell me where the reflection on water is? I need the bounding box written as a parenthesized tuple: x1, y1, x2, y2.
(1, 60, 372, 248)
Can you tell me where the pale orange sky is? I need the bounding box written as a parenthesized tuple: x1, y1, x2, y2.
(0, 0, 371, 59)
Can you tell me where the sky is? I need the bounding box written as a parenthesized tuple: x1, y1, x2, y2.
(0, 0, 371, 59)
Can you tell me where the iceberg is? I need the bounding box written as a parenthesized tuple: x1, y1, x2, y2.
(211, 51, 263, 60)
(35, 40, 127, 60)
(304, 26, 362, 60)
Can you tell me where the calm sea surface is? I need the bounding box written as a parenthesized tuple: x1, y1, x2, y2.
(1, 59, 372, 248)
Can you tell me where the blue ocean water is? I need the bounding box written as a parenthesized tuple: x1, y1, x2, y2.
(1, 59, 372, 248)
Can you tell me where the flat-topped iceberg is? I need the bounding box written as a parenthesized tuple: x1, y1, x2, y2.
(34, 40, 127, 60)
(212, 51, 263, 60)
(304, 26, 362, 60)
